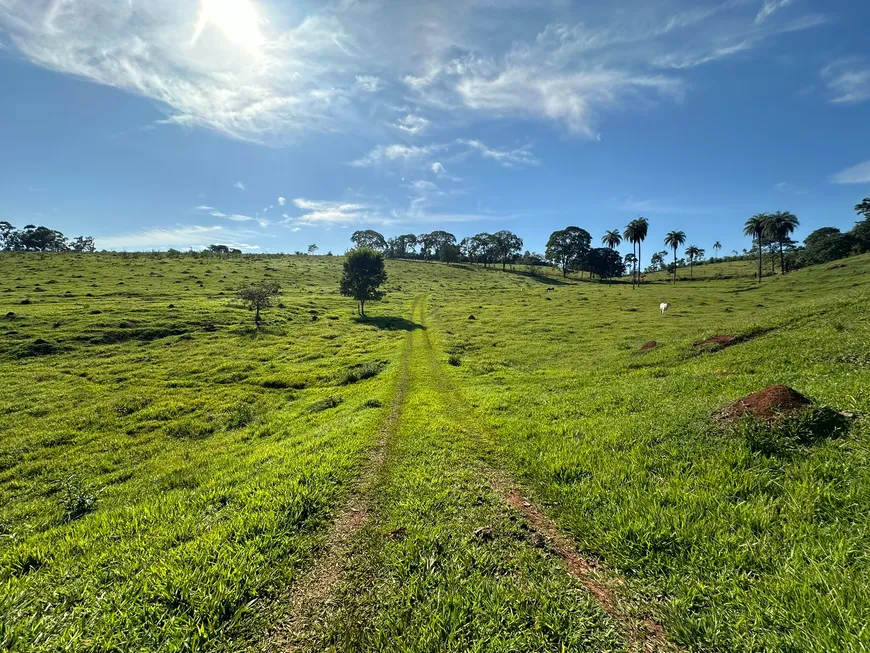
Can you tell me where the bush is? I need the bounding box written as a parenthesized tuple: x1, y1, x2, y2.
(448, 354, 461, 366)
(309, 396, 343, 413)
(339, 362, 385, 385)
(59, 475, 97, 522)
(362, 399, 383, 409)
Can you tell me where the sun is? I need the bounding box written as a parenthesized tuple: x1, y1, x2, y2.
(193, 0, 263, 52)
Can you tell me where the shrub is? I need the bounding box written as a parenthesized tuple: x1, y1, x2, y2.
(309, 396, 343, 413)
(339, 362, 385, 385)
(362, 399, 383, 409)
(448, 354, 461, 367)
(59, 475, 97, 522)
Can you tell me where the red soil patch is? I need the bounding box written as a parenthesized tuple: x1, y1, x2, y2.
(827, 263, 846, 270)
(639, 341, 658, 351)
(721, 385, 811, 422)
(693, 334, 736, 348)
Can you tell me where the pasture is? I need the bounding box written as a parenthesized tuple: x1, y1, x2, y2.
(1, 251, 869, 652)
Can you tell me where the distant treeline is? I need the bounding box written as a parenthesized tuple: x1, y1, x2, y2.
(0, 222, 95, 252)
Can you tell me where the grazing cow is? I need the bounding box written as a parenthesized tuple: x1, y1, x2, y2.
(660, 302, 671, 314)
(546, 287, 555, 292)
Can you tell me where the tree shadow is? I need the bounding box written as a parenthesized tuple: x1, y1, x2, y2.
(353, 315, 426, 331)
(503, 269, 573, 286)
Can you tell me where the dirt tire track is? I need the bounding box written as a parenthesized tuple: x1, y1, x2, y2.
(418, 298, 680, 653)
(261, 297, 419, 653)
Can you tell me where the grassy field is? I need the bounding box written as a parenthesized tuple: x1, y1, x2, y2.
(1, 251, 869, 652)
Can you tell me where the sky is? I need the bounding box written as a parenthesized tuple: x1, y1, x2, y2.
(1, 0, 869, 259)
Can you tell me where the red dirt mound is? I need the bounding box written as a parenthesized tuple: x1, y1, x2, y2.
(694, 334, 736, 348)
(639, 341, 657, 351)
(721, 385, 811, 422)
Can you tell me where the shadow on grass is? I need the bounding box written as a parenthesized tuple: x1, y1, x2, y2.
(503, 269, 574, 286)
(353, 315, 425, 331)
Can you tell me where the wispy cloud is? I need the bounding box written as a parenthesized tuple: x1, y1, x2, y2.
(458, 139, 539, 168)
(774, 181, 808, 195)
(292, 198, 381, 224)
(355, 75, 382, 93)
(194, 205, 214, 211)
(278, 197, 286, 206)
(96, 224, 260, 250)
(831, 160, 870, 185)
(394, 114, 430, 135)
(234, 181, 246, 190)
(349, 143, 446, 167)
(822, 59, 870, 104)
(0, 0, 831, 144)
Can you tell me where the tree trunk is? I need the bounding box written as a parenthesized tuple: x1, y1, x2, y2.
(779, 241, 785, 275)
(255, 306, 261, 328)
(673, 248, 677, 284)
(360, 299, 366, 316)
(757, 237, 763, 282)
(637, 242, 642, 286)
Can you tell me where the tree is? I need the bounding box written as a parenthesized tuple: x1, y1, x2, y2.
(663, 230, 686, 284)
(623, 217, 648, 287)
(713, 241, 722, 260)
(684, 245, 704, 277)
(586, 247, 626, 282)
(428, 230, 457, 259)
(307, 244, 319, 255)
(765, 211, 799, 274)
(439, 243, 461, 263)
(72, 236, 96, 253)
(624, 252, 637, 276)
(649, 251, 666, 272)
(855, 198, 870, 221)
(238, 281, 280, 328)
(744, 214, 768, 282)
(601, 229, 622, 250)
(798, 228, 856, 267)
(209, 244, 230, 254)
(468, 233, 494, 267)
(351, 230, 387, 251)
(340, 248, 387, 316)
(546, 227, 592, 277)
(0, 221, 14, 250)
(852, 200, 870, 252)
(491, 230, 523, 271)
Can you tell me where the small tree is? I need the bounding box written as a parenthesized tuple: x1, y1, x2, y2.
(491, 230, 523, 271)
(238, 281, 280, 328)
(340, 248, 387, 316)
(307, 244, 319, 255)
(439, 243, 461, 263)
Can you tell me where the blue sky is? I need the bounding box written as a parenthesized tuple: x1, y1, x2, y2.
(1, 0, 869, 259)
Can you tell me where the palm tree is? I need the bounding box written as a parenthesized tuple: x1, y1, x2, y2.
(713, 241, 722, 261)
(743, 214, 768, 282)
(765, 211, 799, 274)
(663, 231, 686, 284)
(622, 217, 649, 288)
(602, 229, 622, 250)
(685, 245, 700, 278)
(623, 222, 639, 288)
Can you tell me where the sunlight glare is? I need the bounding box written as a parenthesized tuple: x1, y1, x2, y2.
(193, 0, 263, 52)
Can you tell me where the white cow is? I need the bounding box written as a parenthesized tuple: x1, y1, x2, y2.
(660, 302, 671, 314)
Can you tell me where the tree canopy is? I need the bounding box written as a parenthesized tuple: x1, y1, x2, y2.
(340, 248, 388, 316)
(546, 227, 591, 277)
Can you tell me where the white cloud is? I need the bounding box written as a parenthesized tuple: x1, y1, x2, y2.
(755, 0, 793, 25)
(831, 161, 870, 185)
(234, 181, 246, 190)
(431, 162, 446, 176)
(228, 214, 255, 222)
(458, 139, 539, 167)
(350, 143, 446, 167)
(194, 205, 214, 211)
(291, 227, 302, 232)
(278, 197, 286, 206)
(407, 180, 437, 191)
(292, 198, 382, 224)
(823, 59, 870, 104)
(394, 114, 430, 134)
(654, 41, 752, 70)
(774, 182, 807, 194)
(96, 224, 259, 250)
(355, 75, 382, 92)
(210, 211, 227, 217)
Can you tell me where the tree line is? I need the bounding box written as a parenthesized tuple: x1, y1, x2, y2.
(0, 222, 95, 252)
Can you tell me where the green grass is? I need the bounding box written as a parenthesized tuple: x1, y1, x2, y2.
(1, 251, 869, 652)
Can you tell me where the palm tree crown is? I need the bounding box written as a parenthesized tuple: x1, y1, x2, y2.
(664, 230, 686, 284)
(602, 229, 622, 249)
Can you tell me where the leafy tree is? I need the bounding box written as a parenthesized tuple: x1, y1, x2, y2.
(439, 243, 461, 263)
(468, 233, 493, 266)
(72, 236, 96, 253)
(624, 252, 637, 275)
(491, 230, 523, 271)
(798, 228, 856, 266)
(853, 200, 870, 252)
(398, 234, 418, 258)
(428, 230, 457, 259)
(744, 214, 768, 282)
(855, 198, 870, 221)
(418, 232, 436, 259)
(340, 248, 387, 316)
(765, 211, 799, 274)
(209, 244, 230, 254)
(238, 281, 280, 328)
(351, 230, 387, 251)
(0, 221, 14, 250)
(663, 230, 686, 284)
(586, 247, 625, 282)
(307, 244, 319, 255)
(546, 227, 592, 277)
